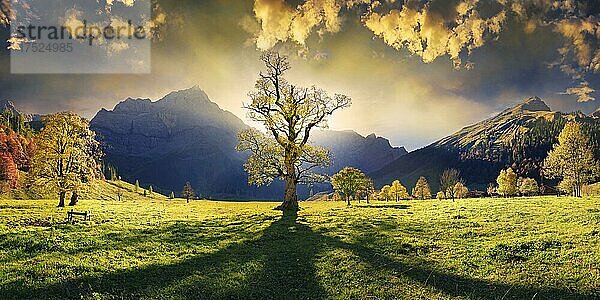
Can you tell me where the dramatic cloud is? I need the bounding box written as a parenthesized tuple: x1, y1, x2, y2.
(246, 0, 392, 44)
(247, 0, 372, 50)
(364, 1, 506, 68)
(5, 1, 166, 52)
(247, 0, 509, 67)
(247, 0, 600, 102)
(507, 0, 600, 102)
(62, 8, 85, 34)
(59, 9, 131, 55)
(562, 81, 596, 102)
(551, 18, 600, 101)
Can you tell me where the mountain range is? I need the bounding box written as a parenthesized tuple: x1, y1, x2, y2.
(370, 97, 600, 191)
(90, 86, 406, 199)
(3, 89, 599, 199)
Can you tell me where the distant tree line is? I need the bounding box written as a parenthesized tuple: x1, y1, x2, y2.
(329, 167, 471, 204)
(327, 121, 599, 203)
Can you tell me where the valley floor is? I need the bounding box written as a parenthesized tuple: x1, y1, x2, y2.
(0, 192, 599, 299)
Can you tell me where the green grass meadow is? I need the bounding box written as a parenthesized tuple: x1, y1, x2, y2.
(0, 182, 599, 299)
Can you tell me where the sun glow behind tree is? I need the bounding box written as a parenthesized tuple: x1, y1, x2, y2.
(237, 51, 350, 212)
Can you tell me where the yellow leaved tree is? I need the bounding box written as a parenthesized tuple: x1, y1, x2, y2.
(29, 112, 101, 207)
(543, 121, 599, 197)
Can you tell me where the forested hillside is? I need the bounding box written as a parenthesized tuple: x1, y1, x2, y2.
(372, 97, 600, 191)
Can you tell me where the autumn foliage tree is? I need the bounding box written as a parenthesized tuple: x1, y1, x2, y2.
(518, 177, 539, 196)
(390, 180, 409, 201)
(453, 182, 469, 199)
(29, 113, 101, 207)
(543, 121, 599, 197)
(412, 176, 432, 200)
(331, 167, 370, 206)
(238, 52, 351, 212)
(237, 128, 331, 205)
(358, 178, 375, 204)
(378, 185, 392, 201)
(0, 152, 17, 189)
(496, 168, 518, 197)
(440, 169, 461, 201)
(0, 126, 35, 189)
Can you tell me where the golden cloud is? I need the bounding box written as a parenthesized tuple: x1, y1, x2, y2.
(7, 35, 28, 50)
(249, 0, 372, 50)
(249, 0, 507, 68)
(555, 18, 600, 72)
(364, 2, 506, 68)
(562, 81, 596, 102)
(106, 0, 136, 9)
(247, 0, 600, 102)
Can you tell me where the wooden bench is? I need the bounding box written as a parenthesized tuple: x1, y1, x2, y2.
(67, 210, 92, 221)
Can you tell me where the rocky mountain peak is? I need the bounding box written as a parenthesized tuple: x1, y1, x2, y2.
(164, 85, 205, 98)
(112, 98, 153, 114)
(109, 86, 211, 115)
(162, 85, 207, 100)
(310, 130, 407, 174)
(513, 96, 551, 113)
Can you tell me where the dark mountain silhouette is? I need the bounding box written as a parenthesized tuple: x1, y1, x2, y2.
(311, 130, 406, 174)
(90, 86, 258, 199)
(90, 86, 406, 199)
(371, 97, 600, 192)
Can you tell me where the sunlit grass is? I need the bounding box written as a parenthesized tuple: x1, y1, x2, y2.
(0, 181, 598, 299)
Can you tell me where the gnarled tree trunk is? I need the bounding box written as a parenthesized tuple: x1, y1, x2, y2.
(277, 175, 299, 211)
(277, 153, 299, 211)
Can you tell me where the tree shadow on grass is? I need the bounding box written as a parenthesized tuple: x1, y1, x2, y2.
(1, 212, 594, 300)
(324, 237, 592, 299)
(1, 211, 327, 299)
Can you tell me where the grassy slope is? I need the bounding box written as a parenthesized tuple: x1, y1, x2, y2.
(0, 179, 168, 202)
(0, 181, 599, 299)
